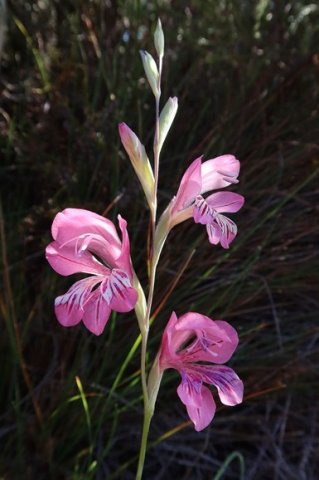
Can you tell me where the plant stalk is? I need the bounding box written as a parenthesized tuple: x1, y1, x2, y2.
(136, 53, 163, 480)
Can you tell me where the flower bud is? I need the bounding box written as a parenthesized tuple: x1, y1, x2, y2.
(119, 123, 155, 210)
(158, 96, 178, 153)
(154, 19, 164, 58)
(147, 353, 163, 413)
(140, 50, 159, 97)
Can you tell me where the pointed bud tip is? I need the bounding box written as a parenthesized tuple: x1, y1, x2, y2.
(154, 18, 164, 58)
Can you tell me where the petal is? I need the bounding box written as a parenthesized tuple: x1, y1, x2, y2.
(217, 214, 237, 249)
(201, 155, 240, 194)
(205, 192, 245, 213)
(114, 215, 134, 278)
(175, 313, 239, 364)
(159, 311, 180, 369)
(177, 375, 216, 431)
(207, 366, 244, 406)
(177, 372, 203, 407)
(173, 312, 226, 356)
(171, 157, 202, 214)
(206, 222, 222, 246)
(206, 214, 237, 249)
(101, 269, 138, 313)
(51, 209, 122, 262)
(46, 241, 107, 276)
(82, 288, 111, 336)
(175, 313, 234, 342)
(193, 195, 214, 225)
(54, 276, 101, 327)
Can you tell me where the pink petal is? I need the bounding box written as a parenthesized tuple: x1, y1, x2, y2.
(209, 366, 244, 406)
(118, 122, 138, 159)
(201, 155, 240, 194)
(54, 277, 101, 327)
(46, 241, 107, 276)
(114, 215, 134, 278)
(175, 313, 233, 342)
(177, 378, 216, 431)
(206, 215, 237, 249)
(177, 374, 203, 408)
(206, 222, 222, 246)
(178, 320, 239, 365)
(205, 192, 245, 213)
(171, 157, 202, 214)
(159, 311, 180, 369)
(193, 195, 214, 224)
(82, 288, 111, 336)
(101, 269, 138, 313)
(167, 312, 233, 363)
(51, 209, 122, 263)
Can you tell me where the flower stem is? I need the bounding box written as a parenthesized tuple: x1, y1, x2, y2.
(135, 407, 152, 480)
(135, 54, 163, 480)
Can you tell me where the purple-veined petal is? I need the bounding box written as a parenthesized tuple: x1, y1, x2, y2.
(205, 192, 245, 213)
(82, 288, 111, 336)
(177, 374, 216, 431)
(175, 313, 233, 341)
(171, 157, 202, 213)
(177, 371, 203, 408)
(46, 241, 107, 276)
(101, 268, 138, 313)
(54, 276, 102, 327)
(165, 312, 235, 364)
(206, 214, 237, 249)
(201, 155, 240, 194)
(206, 222, 222, 245)
(216, 214, 237, 249)
(178, 320, 239, 365)
(207, 366, 243, 406)
(193, 195, 214, 224)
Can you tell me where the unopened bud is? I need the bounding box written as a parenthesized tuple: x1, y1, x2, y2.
(119, 122, 155, 210)
(154, 19, 164, 58)
(158, 96, 178, 153)
(140, 50, 159, 97)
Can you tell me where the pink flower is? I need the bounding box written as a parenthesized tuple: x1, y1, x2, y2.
(169, 155, 244, 248)
(45, 209, 138, 335)
(159, 312, 243, 431)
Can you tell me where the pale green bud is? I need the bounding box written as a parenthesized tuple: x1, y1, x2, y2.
(147, 353, 163, 413)
(119, 122, 155, 211)
(133, 274, 148, 335)
(140, 50, 159, 97)
(154, 19, 164, 58)
(158, 96, 178, 153)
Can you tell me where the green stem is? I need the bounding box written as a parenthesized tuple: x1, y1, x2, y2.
(135, 408, 152, 480)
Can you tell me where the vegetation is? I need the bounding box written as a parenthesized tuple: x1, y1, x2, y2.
(1, 1, 318, 478)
